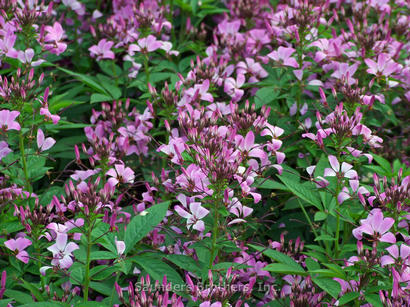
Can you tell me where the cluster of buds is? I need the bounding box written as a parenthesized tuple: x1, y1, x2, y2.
(369, 169, 409, 212)
(227, 101, 270, 133)
(0, 68, 43, 104)
(186, 268, 255, 304)
(13, 0, 53, 30)
(227, 0, 268, 20)
(115, 275, 183, 307)
(0, 178, 30, 208)
(280, 275, 326, 307)
(84, 100, 153, 163)
(269, 233, 306, 264)
(44, 282, 81, 304)
(59, 177, 116, 217)
(15, 198, 57, 235)
(279, 0, 328, 33)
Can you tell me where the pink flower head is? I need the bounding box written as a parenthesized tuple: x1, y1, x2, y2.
(236, 131, 268, 166)
(352, 209, 396, 243)
(37, 128, 56, 152)
(0, 110, 21, 131)
(176, 164, 213, 195)
(224, 74, 245, 102)
(267, 47, 299, 68)
(89, 39, 115, 61)
(106, 164, 135, 186)
(43, 22, 67, 55)
(47, 233, 79, 269)
(324, 155, 358, 179)
(330, 62, 358, 85)
(4, 237, 32, 263)
(128, 35, 163, 54)
(175, 202, 209, 232)
(380, 244, 410, 266)
(365, 53, 402, 77)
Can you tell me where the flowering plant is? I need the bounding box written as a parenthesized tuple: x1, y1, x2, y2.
(0, 0, 409, 306)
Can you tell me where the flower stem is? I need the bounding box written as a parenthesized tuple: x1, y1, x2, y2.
(18, 130, 31, 193)
(83, 223, 93, 302)
(144, 55, 150, 90)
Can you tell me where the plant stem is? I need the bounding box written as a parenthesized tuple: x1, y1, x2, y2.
(144, 55, 150, 90)
(18, 129, 31, 193)
(209, 203, 219, 269)
(83, 222, 93, 302)
(334, 182, 341, 258)
(297, 199, 320, 242)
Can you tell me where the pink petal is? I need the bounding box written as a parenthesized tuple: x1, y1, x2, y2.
(380, 255, 395, 266)
(380, 232, 396, 244)
(244, 131, 255, 151)
(175, 205, 191, 219)
(328, 155, 340, 172)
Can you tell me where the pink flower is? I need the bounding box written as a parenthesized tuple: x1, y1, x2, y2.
(47, 233, 79, 269)
(324, 155, 358, 179)
(235, 131, 268, 166)
(199, 302, 222, 307)
(365, 53, 402, 77)
(44, 22, 67, 55)
(0, 141, 12, 160)
(175, 201, 209, 232)
(89, 39, 115, 60)
(380, 244, 410, 266)
(128, 35, 163, 54)
(176, 164, 213, 195)
(40, 107, 60, 125)
(4, 237, 32, 263)
(352, 209, 396, 243)
(106, 164, 135, 186)
(267, 47, 299, 68)
(0, 110, 21, 131)
(37, 128, 56, 152)
(330, 62, 358, 85)
(337, 179, 370, 204)
(224, 74, 245, 102)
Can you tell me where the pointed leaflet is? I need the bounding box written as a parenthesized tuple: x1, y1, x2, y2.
(124, 201, 170, 253)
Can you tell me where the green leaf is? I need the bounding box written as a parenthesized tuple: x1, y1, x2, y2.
(20, 279, 44, 301)
(304, 258, 320, 271)
(249, 244, 306, 275)
(314, 212, 327, 221)
(312, 277, 341, 299)
(90, 93, 112, 103)
(20, 303, 64, 307)
(131, 254, 184, 287)
(314, 235, 335, 241)
(364, 294, 383, 307)
(56, 67, 108, 95)
(4, 290, 34, 304)
(338, 292, 360, 305)
(255, 178, 288, 190)
(165, 254, 204, 276)
(372, 154, 391, 173)
(278, 176, 323, 211)
(90, 281, 113, 296)
(254, 86, 279, 109)
(264, 263, 307, 275)
(124, 201, 170, 253)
